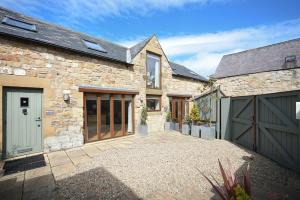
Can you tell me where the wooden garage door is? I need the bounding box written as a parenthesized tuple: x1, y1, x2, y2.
(230, 91, 300, 172)
(231, 96, 255, 151)
(256, 91, 300, 171)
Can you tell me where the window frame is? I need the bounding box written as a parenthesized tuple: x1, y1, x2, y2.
(146, 51, 162, 90)
(146, 95, 162, 112)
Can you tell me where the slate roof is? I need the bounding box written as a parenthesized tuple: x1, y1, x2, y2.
(0, 7, 129, 64)
(0, 7, 207, 81)
(211, 38, 300, 79)
(170, 62, 208, 82)
(129, 36, 153, 58)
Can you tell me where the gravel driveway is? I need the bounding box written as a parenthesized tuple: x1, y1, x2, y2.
(54, 132, 300, 200)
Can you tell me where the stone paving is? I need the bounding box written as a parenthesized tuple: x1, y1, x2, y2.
(0, 132, 300, 200)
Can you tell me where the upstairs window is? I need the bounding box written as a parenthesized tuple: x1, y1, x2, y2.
(82, 39, 107, 53)
(146, 53, 161, 89)
(2, 16, 37, 32)
(146, 95, 161, 111)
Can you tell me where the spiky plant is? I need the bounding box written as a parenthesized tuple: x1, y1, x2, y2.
(201, 159, 251, 200)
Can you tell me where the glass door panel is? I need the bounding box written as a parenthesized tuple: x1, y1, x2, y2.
(86, 95, 98, 141)
(100, 94, 111, 139)
(114, 95, 122, 137)
(125, 95, 133, 135)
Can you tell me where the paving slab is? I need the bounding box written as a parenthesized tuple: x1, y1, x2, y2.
(0, 173, 24, 200)
(23, 173, 56, 200)
(94, 143, 115, 151)
(48, 151, 71, 167)
(51, 162, 76, 179)
(81, 145, 102, 157)
(69, 155, 91, 166)
(66, 148, 86, 159)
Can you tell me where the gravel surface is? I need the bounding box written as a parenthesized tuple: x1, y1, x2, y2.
(56, 132, 300, 200)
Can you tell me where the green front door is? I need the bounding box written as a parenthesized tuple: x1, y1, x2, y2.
(4, 88, 43, 157)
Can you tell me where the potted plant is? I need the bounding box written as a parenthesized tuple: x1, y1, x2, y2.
(190, 104, 201, 137)
(200, 120, 216, 140)
(173, 117, 180, 131)
(181, 114, 192, 135)
(164, 111, 174, 131)
(138, 105, 148, 136)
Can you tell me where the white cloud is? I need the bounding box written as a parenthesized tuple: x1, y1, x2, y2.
(0, 0, 230, 23)
(122, 18, 300, 78)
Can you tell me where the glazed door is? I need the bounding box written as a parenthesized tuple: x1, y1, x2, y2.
(4, 88, 43, 157)
(171, 97, 189, 131)
(84, 93, 134, 142)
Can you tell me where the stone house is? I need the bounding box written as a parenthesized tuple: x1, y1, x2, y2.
(211, 38, 300, 96)
(0, 7, 208, 157)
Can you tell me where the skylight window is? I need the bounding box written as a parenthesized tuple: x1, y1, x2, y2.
(190, 71, 198, 75)
(82, 40, 107, 53)
(2, 16, 37, 32)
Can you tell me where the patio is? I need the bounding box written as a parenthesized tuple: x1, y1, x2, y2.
(1, 132, 299, 200)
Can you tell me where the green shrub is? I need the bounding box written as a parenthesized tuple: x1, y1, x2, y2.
(190, 104, 200, 124)
(183, 115, 192, 124)
(166, 111, 172, 122)
(140, 105, 148, 125)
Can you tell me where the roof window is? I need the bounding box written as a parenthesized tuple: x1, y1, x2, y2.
(82, 39, 107, 52)
(285, 55, 296, 63)
(2, 16, 37, 32)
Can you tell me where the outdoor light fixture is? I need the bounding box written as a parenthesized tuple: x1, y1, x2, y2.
(63, 90, 70, 102)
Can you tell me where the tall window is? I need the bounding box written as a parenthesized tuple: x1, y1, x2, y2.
(146, 53, 161, 89)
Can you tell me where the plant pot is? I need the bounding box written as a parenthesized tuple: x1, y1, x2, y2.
(174, 123, 180, 131)
(138, 124, 148, 136)
(200, 125, 216, 140)
(181, 124, 191, 135)
(164, 122, 174, 131)
(191, 125, 201, 137)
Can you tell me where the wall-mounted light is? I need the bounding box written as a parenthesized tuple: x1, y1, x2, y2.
(63, 90, 70, 102)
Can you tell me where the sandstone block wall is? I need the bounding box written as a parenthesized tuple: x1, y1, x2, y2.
(215, 69, 300, 97)
(0, 36, 207, 153)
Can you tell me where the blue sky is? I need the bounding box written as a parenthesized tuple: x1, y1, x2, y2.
(1, 0, 300, 77)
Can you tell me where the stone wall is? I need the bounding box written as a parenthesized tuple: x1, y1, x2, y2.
(214, 68, 300, 97)
(0, 36, 207, 153)
(131, 36, 208, 133)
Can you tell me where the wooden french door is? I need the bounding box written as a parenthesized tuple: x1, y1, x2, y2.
(84, 93, 135, 142)
(170, 97, 189, 131)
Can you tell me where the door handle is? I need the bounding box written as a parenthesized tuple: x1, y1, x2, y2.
(35, 117, 42, 121)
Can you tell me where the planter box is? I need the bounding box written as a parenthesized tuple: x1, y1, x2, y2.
(174, 123, 180, 131)
(164, 122, 174, 131)
(191, 125, 201, 138)
(200, 125, 216, 140)
(181, 124, 191, 135)
(138, 124, 148, 136)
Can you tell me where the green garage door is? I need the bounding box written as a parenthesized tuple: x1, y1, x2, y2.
(4, 88, 43, 157)
(230, 90, 300, 172)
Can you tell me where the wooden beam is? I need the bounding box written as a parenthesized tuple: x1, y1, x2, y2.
(97, 96, 101, 140)
(83, 94, 88, 143)
(110, 95, 114, 137)
(79, 87, 139, 95)
(122, 95, 125, 136)
(132, 95, 135, 134)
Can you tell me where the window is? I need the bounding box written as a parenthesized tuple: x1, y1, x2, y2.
(146, 95, 161, 111)
(20, 97, 29, 107)
(146, 53, 161, 89)
(2, 16, 37, 32)
(82, 39, 107, 52)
